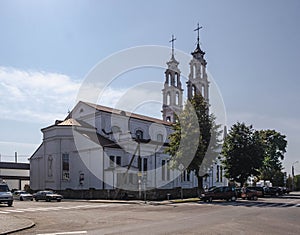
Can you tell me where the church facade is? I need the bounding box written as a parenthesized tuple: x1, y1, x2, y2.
(30, 30, 228, 198)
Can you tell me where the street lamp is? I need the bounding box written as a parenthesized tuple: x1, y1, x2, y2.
(292, 161, 299, 191)
(178, 163, 184, 199)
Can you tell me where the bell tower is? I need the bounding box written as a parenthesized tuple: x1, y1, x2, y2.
(187, 24, 209, 103)
(162, 35, 183, 122)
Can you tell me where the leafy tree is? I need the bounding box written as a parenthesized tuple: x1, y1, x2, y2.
(271, 170, 284, 187)
(259, 130, 287, 182)
(222, 122, 265, 186)
(166, 93, 222, 191)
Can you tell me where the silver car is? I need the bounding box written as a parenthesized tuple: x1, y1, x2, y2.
(0, 182, 13, 206)
(13, 190, 33, 201)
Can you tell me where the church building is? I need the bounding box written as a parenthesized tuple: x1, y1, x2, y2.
(30, 27, 227, 199)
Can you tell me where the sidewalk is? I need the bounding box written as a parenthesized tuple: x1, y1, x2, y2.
(0, 214, 34, 235)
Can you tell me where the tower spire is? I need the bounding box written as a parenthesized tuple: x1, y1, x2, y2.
(169, 34, 176, 59)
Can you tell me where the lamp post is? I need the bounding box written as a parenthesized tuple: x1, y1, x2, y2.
(292, 161, 299, 191)
(178, 163, 184, 200)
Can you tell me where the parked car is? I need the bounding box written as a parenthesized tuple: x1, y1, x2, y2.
(13, 190, 33, 201)
(263, 187, 283, 197)
(247, 186, 264, 197)
(0, 182, 13, 206)
(200, 186, 237, 202)
(241, 187, 258, 200)
(33, 191, 63, 202)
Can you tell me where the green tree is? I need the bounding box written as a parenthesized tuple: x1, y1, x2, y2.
(259, 130, 287, 182)
(166, 94, 222, 191)
(222, 122, 265, 186)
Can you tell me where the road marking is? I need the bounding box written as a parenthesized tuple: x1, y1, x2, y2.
(4, 209, 24, 212)
(37, 231, 87, 235)
(0, 211, 9, 213)
(0, 203, 115, 214)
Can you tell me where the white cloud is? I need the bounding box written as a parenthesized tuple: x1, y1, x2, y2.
(0, 66, 82, 124)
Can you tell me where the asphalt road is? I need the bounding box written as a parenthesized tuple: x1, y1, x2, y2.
(1, 195, 300, 235)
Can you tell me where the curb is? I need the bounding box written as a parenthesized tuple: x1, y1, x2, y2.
(0, 215, 35, 235)
(3, 222, 35, 235)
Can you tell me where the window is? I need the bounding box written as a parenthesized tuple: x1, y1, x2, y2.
(176, 73, 179, 87)
(143, 158, 148, 172)
(201, 85, 205, 97)
(62, 153, 69, 180)
(192, 85, 196, 97)
(166, 116, 171, 122)
(157, 134, 163, 142)
(167, 160, 170, 181)
(167, 92, 171, 105)
(168, 74, 171, 86)
(174, 73, 178, 87)
(135, 130, 143, 140)
(116, 156, 121, 166)
(186, 170, 190, 182)
(220, 166, 223, 182)
(138, 157, 142, 172)
(109, 156, 115, 168)
(162, 160, 166, 181)
(175, 92, 179, 105)
(216, 165, 219, 182)
(193, 64, 196, 78)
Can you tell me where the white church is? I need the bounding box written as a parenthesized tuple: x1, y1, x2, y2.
(30, 30, 228, 199)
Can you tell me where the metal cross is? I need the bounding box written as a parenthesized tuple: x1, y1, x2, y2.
(169, 34, 176, 57)
(194, 23, 203, 45)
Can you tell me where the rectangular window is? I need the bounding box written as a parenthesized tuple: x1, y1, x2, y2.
(186, 171, 190, 182)
(183, 170, 186, 181)
(162, 160, 166, 181)
(109, 156, 115, 167)
(116, 156, 121, 166)
(166, 160, 170, 181)
(220, 166, 223, 182)
(138, 157, 142, 172)
(62, 153, 69, 180)
(143, 158, 148, 172)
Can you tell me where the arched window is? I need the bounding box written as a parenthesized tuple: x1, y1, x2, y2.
(111, 126, 121, 133)
(135, 130, 143, 140)
(175, 92, 179, 105)
(174, 73, 178, 87)
(193, 65, 197, 79)
(166, 116, 171, 122)
(167, 92, 171, 105)
(192, 85, 196, 97)
(201, 85, 205, 97)
(168, 74, 171, 86)
(157, 134, 163, 142)
(200, 65, 203, 78)
(176, 74, 180, 87)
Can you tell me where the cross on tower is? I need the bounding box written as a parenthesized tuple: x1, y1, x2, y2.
(194, 23, 203, 46)
(169, 34, 176, 57)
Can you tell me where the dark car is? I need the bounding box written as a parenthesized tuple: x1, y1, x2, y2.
(263, 187, 283, 197)
(200, 186, 237, 202)
(241, 187, 258, 200)
(247, 186, 264, 197)
(33, 190, 63, 202)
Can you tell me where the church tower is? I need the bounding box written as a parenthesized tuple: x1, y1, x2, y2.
(187, 24, 209, 103)
(162, 35, 183, 122)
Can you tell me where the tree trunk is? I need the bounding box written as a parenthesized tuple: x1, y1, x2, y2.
(196, 174, 204, 196)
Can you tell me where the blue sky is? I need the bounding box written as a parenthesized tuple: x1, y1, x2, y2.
(0, 0, 299, 175)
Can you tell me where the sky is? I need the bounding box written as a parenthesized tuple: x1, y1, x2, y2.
(0, 0, 299, 175)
